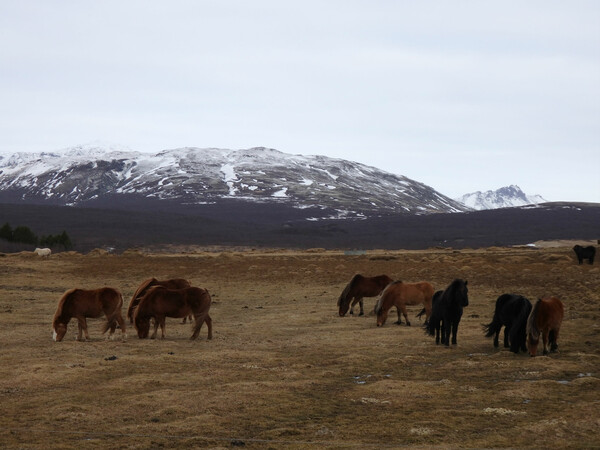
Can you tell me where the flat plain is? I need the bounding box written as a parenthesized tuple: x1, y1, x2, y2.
(0, 245, 598, 449)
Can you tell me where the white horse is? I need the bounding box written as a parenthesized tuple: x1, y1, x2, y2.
(34, 247, 51, 257)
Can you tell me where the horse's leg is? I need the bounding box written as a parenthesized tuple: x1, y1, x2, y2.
(451, 322, 459, 345)
(402, 305, 411, 326)
(542, 330, 549, 355)
(358, 298, 364, 316)
(549, 329, 559, 353)
(76, 318, 84, 341)
(503, 325, 510, 348)
(150, 317, 159, 339)
(443, 320, 451, 346)
(349, 297, 357, 315)
(394, 306, 403, 325)
(205, 314, 213, 340)
(81, 317, 91, 341)
(115, 313, 127, 341)
(435, 323, 440, 345)
(190, 314, 202, 340)
(158, 317, 167, 339)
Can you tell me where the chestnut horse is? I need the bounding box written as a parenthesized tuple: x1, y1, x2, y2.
(133, 286, 212, 340)
(52, 287, 126, 342)
(374, 281, 434, 327)
(127, 277, 191, 323)
(526, 296, 564, 356)
(338, 274, 393, 316)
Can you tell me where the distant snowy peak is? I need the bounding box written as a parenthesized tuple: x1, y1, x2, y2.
(456, 185, 547, 210)
(0, 145, 469, 217)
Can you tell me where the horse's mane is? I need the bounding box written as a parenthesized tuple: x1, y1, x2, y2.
(526, 298, 542, 340)
(374, 281, 401, 315)
(337, 274, 360, 307)
(131, 278, 158, 302)
(52, 288, 78, 327)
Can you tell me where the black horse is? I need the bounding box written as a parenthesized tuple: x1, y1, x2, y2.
(573, 245, 596, 265)
(483, 294, 532, 353)
(425, 279, 469, 346)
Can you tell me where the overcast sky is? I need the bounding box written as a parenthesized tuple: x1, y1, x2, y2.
(1, 1, 599, 202)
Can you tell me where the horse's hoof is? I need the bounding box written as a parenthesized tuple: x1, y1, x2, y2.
(394, 321, 402, 325)
(359, 312, 364, 316)
(349, 311, 354, 315)
(406, 322, 411, 326)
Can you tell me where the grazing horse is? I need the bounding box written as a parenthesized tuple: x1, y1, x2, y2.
(34, 247, 51, 257)
(526, 296, 564, 357)
(133, 286, 212, 340)
(52, 287, 127, 342)
(338, 274, 393, 316)
(127, 277, 191, 323)
(573, 245, 595, 265)
(483, 294, 532, 353)
(374, 281, 434, 327)
(425, 279, 469, 346)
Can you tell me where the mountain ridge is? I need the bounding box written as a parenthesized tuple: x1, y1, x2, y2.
(0, 144, 468, 218)
(456, 184, 546, 210)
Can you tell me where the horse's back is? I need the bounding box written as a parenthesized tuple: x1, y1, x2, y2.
(532, 296, 564, 330)
(60, 287, 120, 317)
(542, 296, 564, 320)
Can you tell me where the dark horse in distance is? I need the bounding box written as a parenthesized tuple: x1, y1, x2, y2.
(483, 293, 532, 353)
(337, 274, 393, 316)
(572, 245, 595, 265)
(425, 279, 469, 346)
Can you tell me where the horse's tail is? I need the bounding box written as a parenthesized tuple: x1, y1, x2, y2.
(337, 274, 360, 307)
(416, 308, 426, 319)
(483, 308, 503, 338)
(101, 289, 124, 335)
(526, 298, 542, 341)
(424, 290, 444, 336)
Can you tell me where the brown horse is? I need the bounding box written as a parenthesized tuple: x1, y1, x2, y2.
(526, 296, 564, 356)
(127, 277, 191, 323)
(374, 281, 434, 327)
(52, 287, 127, 342)
(338, 274, 393, 316)
(133, 286, 213, 340)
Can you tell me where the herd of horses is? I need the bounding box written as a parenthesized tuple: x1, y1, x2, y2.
(52, 273, 563, 357)
(337, 274, 564, 357)
(52, 277, 213, 342)
(51, 249, 576, 357)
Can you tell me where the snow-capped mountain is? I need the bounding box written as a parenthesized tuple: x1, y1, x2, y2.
(0, 144, 468, 217)
(456, 185, 547, 210)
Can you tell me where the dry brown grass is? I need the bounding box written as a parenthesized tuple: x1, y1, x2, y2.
(0, 246, 598, 449)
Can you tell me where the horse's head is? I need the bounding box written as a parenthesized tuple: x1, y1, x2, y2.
(134, 316, 150, 339)
(461, 280, 469, 307)
(338, 297, 350, 317)
(53, 323, 67, 342)
(527, 331, 540, 357)
(376, 308, 388, 327)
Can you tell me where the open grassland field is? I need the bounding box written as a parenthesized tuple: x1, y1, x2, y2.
(0, 246, 598, 449)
